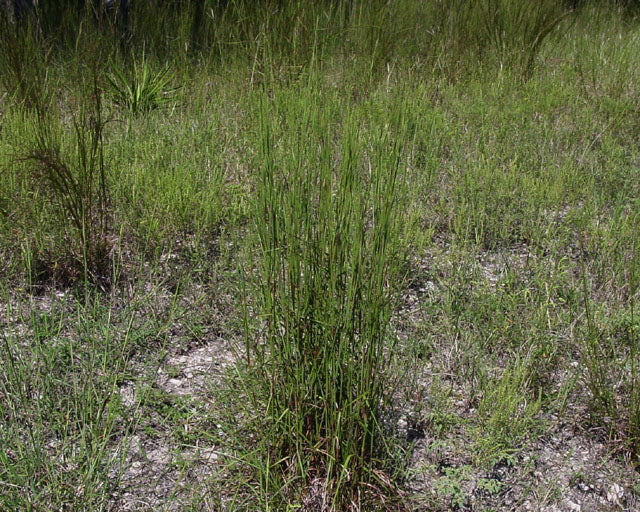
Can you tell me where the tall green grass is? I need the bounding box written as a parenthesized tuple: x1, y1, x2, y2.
(241, 87, 408, 509)
(24, 69, 111, 284)
(3, 1, 640, 509)
(0, 12, 50, 112)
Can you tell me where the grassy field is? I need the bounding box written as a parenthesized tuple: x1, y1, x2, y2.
(2, 0, 640, 510)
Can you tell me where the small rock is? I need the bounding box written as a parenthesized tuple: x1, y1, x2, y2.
(606, 483, 624, 505)
(576, 482, 591, 492)
(566, 500, 581, 511)
(198, 447, 218, 461)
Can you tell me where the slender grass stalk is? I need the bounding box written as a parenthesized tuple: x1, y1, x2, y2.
(580, 251, 618, 424)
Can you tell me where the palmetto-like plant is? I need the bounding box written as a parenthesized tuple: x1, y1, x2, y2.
(106, 53, 178, 114)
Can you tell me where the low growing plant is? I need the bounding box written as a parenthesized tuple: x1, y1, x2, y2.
(0, 297, 135, 511)
(474, 358, 543, 466)
(106, 53, 178, 115)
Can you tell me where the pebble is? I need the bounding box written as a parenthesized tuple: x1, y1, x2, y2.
(606, 483, 624, 505)
(566, 500, 581, 511)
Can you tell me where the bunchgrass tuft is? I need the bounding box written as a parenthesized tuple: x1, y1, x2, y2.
(427, 0, 571, 78)
(241, 87, 408, 509)
(24, 67, 111, 284)
(580, 247, 640, 456)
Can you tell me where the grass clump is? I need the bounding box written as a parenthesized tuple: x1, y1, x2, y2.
(476, 0, 571, 77)
(0, 297, 135, 511)
(428, 0, 570, 78)
(580, 255, 640, 456)
(240, 88, 407, 509)
(24, 70, 111, 284)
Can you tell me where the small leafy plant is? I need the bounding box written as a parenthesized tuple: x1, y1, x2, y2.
(106, 53, 178, 115)
(434, 466, 472, 510)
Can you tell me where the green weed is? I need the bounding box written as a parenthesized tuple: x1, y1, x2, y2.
(474, 359, 543, 466)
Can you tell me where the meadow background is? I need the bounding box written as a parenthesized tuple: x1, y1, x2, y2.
(1, 0, 640, 510)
